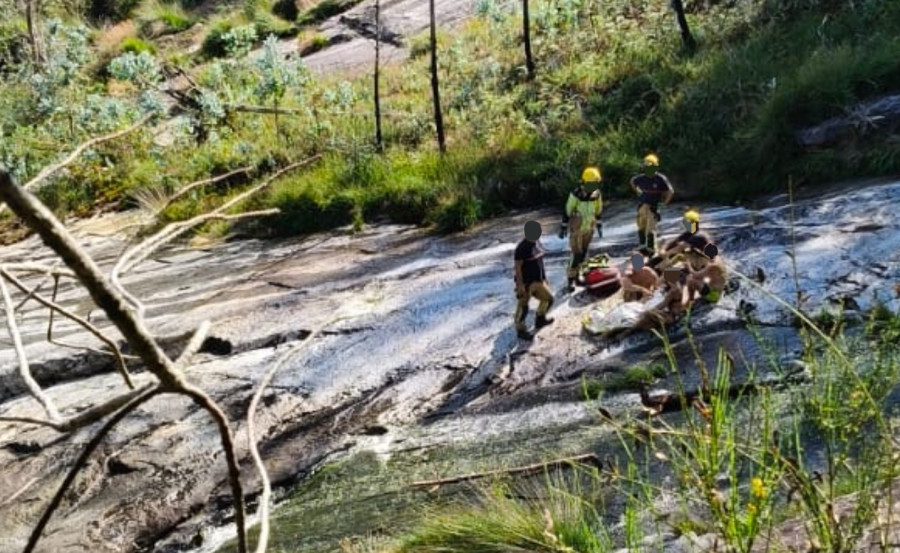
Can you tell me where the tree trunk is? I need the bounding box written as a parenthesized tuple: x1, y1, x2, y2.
(374, 0, 384, 151)
(671, 0, 697, 53)
(522, 0, 535, 79)
(428, 0, 446, 153)
(24, 0, 44, 67)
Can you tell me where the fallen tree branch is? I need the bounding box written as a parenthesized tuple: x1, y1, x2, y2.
(23, 384, 161, 553)
(0, 267, 134, 389)
(0, 384, 155, 432)
(161, 165, 255, 216)
(410, 454, 604, 488)
(1, 275, 61, 422)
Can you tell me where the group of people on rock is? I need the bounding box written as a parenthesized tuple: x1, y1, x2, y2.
(513, 153, 727, 340)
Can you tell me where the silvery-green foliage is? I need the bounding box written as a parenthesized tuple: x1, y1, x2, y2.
(138, 89, 167, 116)
(74, 94, 132, 133)
(254, 35, 310, 107)
(28, 19, 92, 116)
(108, 51, 162, 88)
(223, 24, 258, 58)
(197, 89, 226, 121)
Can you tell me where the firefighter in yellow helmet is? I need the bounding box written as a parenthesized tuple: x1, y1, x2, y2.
(558, 166, 603, 292)
(630, 153, 674, 255)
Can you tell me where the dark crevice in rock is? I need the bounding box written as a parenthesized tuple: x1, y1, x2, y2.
(338, 14, 405, 48)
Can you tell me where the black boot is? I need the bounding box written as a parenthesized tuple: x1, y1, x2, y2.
(567, 278, 576, 293)
(517, 328, 535, 340)
(535, 315, 555, 329)
(638, 230, 647, 251)
(647, 232, 656, 254)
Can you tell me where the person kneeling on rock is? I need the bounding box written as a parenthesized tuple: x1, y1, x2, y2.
(514, 221, 555, 341)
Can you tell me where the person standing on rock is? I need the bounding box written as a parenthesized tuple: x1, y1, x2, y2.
(514, 221, 555, 341)
(558, 167, 604, 293)
(630, 153, 674, 256)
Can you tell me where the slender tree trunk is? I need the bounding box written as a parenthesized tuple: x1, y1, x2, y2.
(522, 0, 535, 79)
(24, 0, 44, 67)
(374, 0, 383, 151)
(670, 0, 697, 53)
(428, 0, 445, 153)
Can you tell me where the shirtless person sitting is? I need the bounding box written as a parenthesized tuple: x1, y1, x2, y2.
(684, 246, 727, 304)
(621, 253, 661, 302)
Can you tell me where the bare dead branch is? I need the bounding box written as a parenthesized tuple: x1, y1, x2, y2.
(246, 314, 349, 553)
(410, 454, 605, 488)
(0, 170, 185, 391)
(54, 383, 156, 433)
(14, 275, 50, 312)
(161, 165, 255, 216)
(1, 275, 61, 422)
(23, 384, 161, 553)
(176, 320, 210, 367)
(22, 116, 152, 191)
(0, 268, 134, 389)
(0, 476, 39, 507)
(0, 384, 155, 432)
(0, 415, 59, 428)
(181, 383, 249, 553)
(3, 263, 76, 278)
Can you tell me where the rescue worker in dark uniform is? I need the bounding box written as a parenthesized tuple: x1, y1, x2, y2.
(514, 221, 554, 341)
(630, 153, 674, 255)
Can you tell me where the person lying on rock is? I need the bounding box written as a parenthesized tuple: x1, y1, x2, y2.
(621, 252, 661, 302)
(616, 268, 690, 338)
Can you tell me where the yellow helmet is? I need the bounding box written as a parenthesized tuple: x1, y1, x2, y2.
(582, 166, 602, 183)
(643, 153, 660, 167)
(684, 209, 700, 223)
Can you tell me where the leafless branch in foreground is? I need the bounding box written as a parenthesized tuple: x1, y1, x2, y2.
(1, 274, 61, 422)
(246, 313, 349, 553)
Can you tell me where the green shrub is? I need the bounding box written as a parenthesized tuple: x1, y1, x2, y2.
(429, 194, 481, 233)
(120, 36, 156, 54)
(299, 34, 329, 56)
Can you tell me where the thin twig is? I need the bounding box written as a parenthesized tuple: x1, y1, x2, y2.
(22, 385, 160, 553)
(1, 275, 61, 422)
(4, 263, 76, 278)
(0, 115, 153, 217)
(246, 314, 348, 553)
(181, 384, 249, 553)
(0, 268, 134, 389)
(161, 165, 255, 215)
(0, 384, 155, 432)
(176, 320, 210, 367)
(0, 476, 39, 507)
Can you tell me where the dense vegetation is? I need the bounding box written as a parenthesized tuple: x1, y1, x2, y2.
(1, 0, 899, 239)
